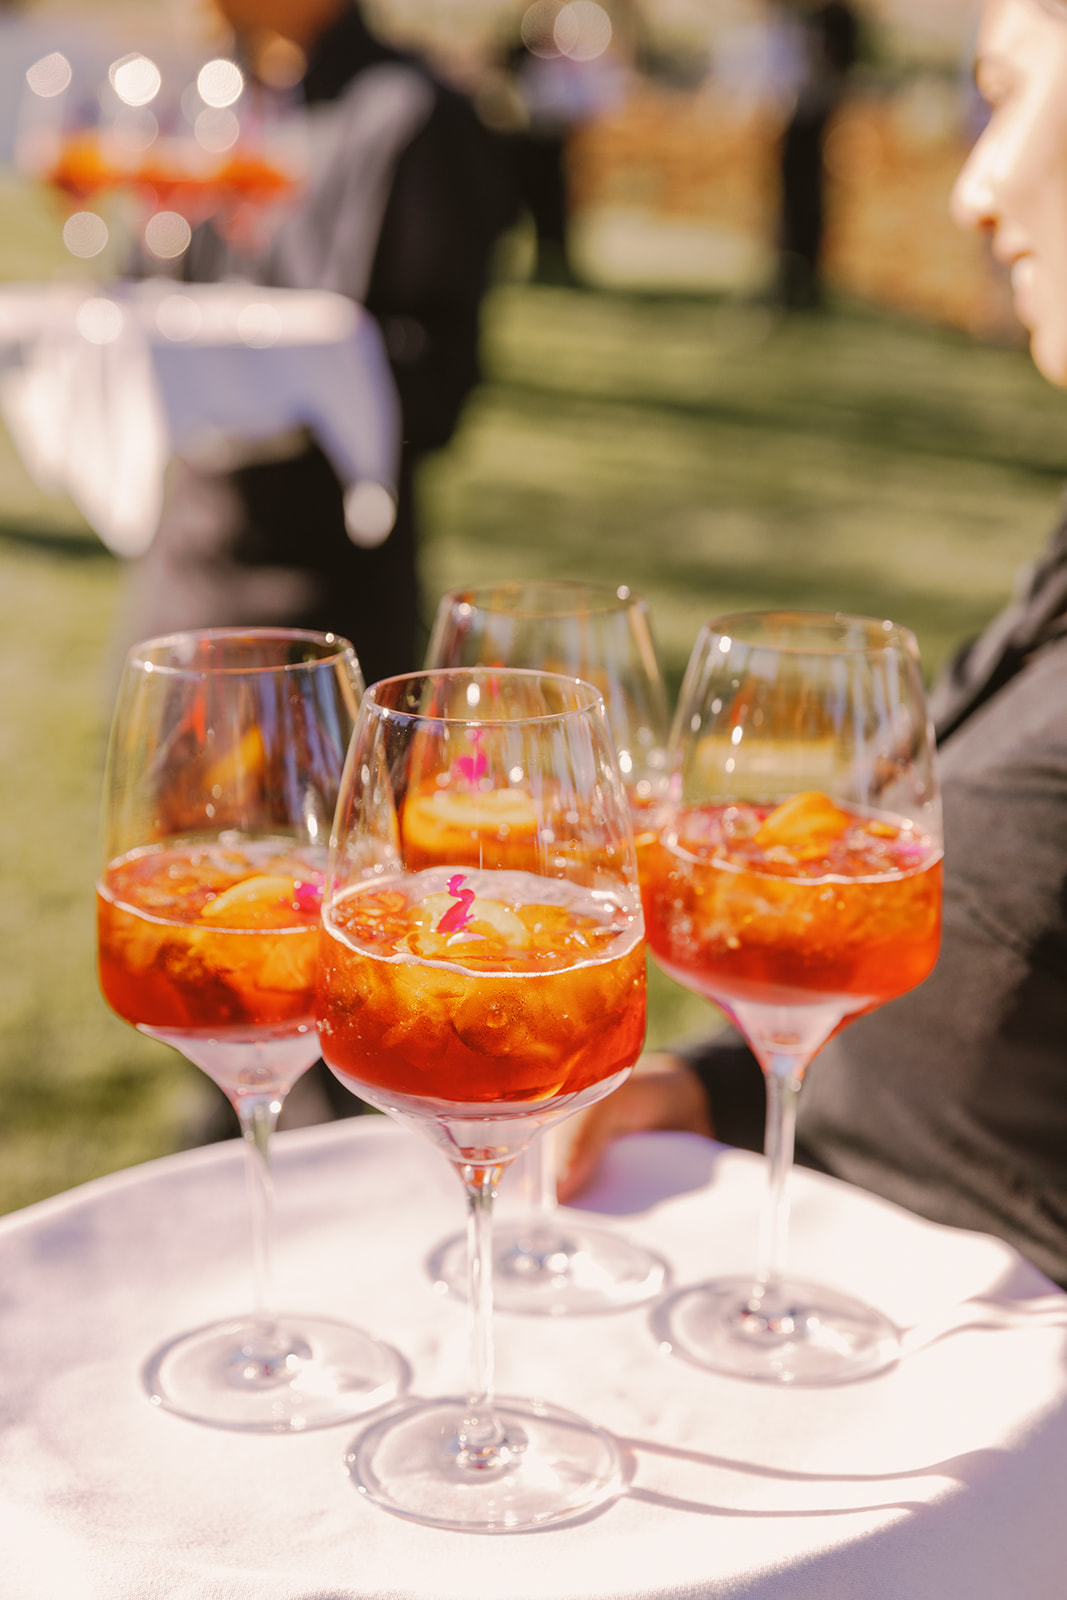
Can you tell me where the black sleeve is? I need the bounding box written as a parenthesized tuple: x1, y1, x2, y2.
(797, 633, 1067, 1287)
(675, 1029, 768, 1155)
(364, 89, 518, 453)
(667, 626, 1067, 1287)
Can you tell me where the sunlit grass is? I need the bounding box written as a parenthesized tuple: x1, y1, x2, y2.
(425, 286, 1066, 691)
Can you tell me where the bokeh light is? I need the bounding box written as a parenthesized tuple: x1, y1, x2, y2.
(110, 54, 162, 108)
(62, 212, 108, 258)
(196, 59, 244, 110)
(75, 298, 124, 345)
(25, 53, 72, 98)
(344, 481, 397, 548)
(256, 37, 306, 90)
(521, 1, 559, 58)
(144, 212, 192, 260)
(194, 107, 240, 153)
(155, 294, 204, 342)
(555, 1, 612, 61)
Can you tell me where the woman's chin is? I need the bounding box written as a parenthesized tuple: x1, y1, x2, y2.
(1030, 328, 1067, 389)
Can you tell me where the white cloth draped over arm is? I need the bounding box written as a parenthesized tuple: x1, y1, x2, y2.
(0, 280, 401, 557)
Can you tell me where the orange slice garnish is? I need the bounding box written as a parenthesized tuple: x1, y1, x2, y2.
(755, 791, 853, 850)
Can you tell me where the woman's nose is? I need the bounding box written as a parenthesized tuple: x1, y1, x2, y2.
(951, 134, 999, 233)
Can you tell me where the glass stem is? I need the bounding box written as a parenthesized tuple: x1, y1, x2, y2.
(751, 1055, 804, 1312)
(529, 1130, 558, 1217)
(237, 1093, 283, 1332)
(456, 1161, 519, 1471)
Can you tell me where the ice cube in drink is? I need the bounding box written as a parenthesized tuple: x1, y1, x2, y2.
(97, 838, 326, 1094)
(642, 791, 942, 1015)
(317, 866, 646, 1110)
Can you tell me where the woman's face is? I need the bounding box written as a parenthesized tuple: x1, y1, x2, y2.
(952, 0, 1067, 387)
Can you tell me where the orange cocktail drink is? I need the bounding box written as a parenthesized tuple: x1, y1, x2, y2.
(98, 839, 323, 1038)
(92, 628, 407, 1435)
(643, 789, 942, 1018)
(47, 132, 295, 212)
(317, 866, 646, 1107)
(314, 667, 650, 1526)
(401, 782, 540, 873)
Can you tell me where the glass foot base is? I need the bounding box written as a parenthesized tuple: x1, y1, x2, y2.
(346, 1396, 623, 1531)
(427, 1219, 667, 1316)
(143, 1313, 405, 1431)
(659, 1276, 900, 1385)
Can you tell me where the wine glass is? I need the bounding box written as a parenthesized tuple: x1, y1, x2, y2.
(316, 669, 647, 1530)
(97, 628, 403, 1430)
(423, 581, 670, 1314)
(645, 612, 942, 1384)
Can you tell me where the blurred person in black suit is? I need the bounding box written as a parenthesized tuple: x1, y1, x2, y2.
(773, 0, 858, 308)
(124, 0, 516, 689)
(489, 0, 625, 286)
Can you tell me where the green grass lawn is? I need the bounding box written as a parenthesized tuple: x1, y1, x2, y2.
(2, 179, 1066, 1213)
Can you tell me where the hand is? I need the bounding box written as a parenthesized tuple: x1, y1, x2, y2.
(556, 1052, 714, 1203)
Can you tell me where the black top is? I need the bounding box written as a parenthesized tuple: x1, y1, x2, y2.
(300, 3, 516, 451)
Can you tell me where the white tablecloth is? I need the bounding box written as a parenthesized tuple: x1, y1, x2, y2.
(0, 280, 400, 556)
(2, 1119, 1065, 1600)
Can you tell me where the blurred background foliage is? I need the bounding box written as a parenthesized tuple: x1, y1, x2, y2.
(2, 0, 1066, 1212)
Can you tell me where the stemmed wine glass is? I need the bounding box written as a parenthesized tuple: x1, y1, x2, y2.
(316, 669, 647, 1529)
(97, 628, 403, 1430)
(645, 613, 942, 1383)
(424, 580, 670, 1314)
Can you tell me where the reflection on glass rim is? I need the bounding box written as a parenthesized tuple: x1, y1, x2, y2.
(703, 610, 919, 656)
(128, 627, 357, 676)
(365, 667, 606, 725)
